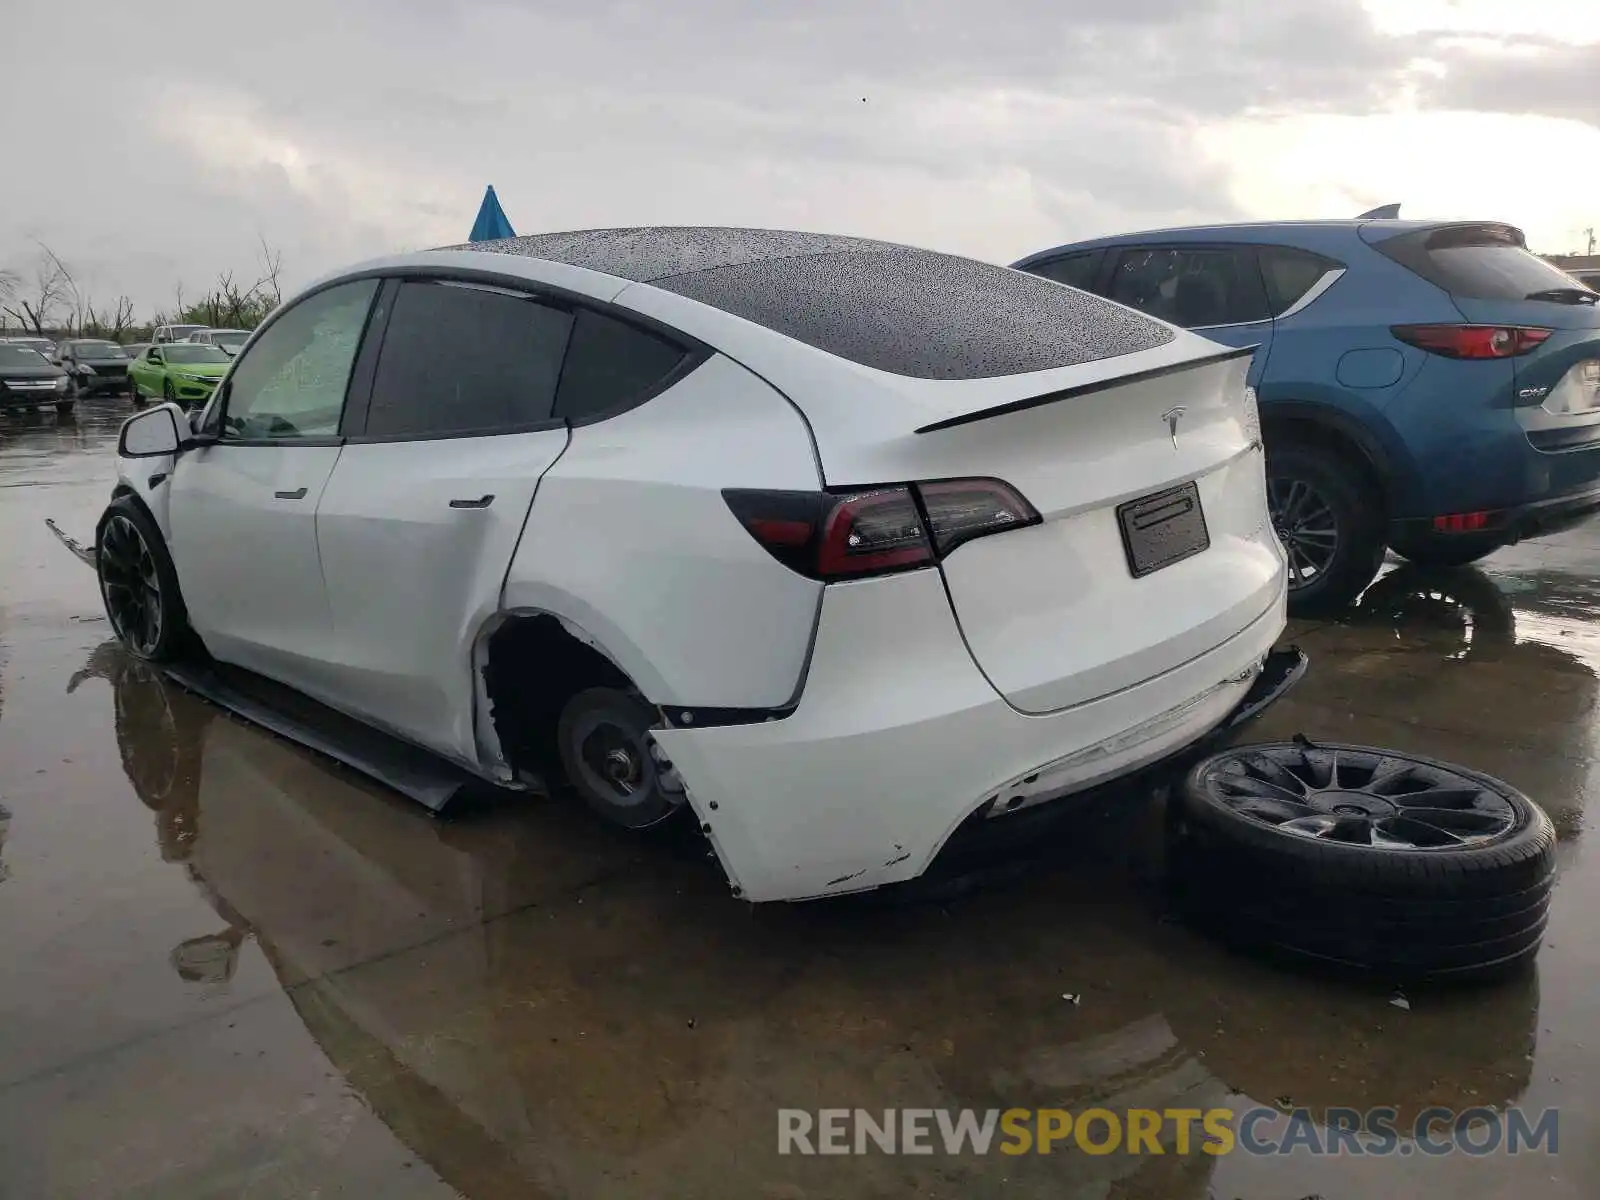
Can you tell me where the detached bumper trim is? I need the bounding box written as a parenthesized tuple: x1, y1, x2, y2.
(929, 645, 1307, 871)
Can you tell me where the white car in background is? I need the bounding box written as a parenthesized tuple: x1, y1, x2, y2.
(81, 227, 1295, 902)
(185, 327, 253, 357)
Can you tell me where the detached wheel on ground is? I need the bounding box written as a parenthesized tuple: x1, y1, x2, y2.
(1167, 741, 1555, 985)
(95, 496, 194, 663)
(1266, 439, 1386, 613)
(556, 686, 686, 831)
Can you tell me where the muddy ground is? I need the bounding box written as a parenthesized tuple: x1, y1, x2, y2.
(2, 397, 1597, 1199)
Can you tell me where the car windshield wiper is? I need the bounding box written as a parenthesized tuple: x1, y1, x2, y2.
(1524, 287, 1599, 305)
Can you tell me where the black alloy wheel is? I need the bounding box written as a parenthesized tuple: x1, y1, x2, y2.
(95, 500, 192, 662)
(1168, 741, 1556, 984)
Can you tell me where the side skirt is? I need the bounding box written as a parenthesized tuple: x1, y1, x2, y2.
(160, 658, 536, 814)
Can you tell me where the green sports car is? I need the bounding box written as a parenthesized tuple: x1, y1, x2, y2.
(128, 343, 232, 406)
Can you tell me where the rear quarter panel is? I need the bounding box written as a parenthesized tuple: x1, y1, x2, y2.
(503, 353, 824, 709)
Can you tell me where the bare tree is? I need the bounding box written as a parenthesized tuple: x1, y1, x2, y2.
(0, 243, 72, 333)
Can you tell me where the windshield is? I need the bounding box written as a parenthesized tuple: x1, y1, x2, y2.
(161, 345, 231, 364)
(0, 346, 49, 368)
(8, 339, 53, 352)
(69, 341, 126, 358)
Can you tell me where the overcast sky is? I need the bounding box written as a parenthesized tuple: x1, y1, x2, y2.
(1, 0, 1596, 320)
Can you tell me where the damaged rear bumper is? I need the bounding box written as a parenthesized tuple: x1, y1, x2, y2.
(651, 569, 1295, 904)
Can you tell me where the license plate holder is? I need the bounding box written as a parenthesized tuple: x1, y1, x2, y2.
(1117, 482, 1210, 578)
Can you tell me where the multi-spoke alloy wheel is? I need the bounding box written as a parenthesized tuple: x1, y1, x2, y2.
(1169, 741, 1557, 984)
(1268, 476, 1339, 590)
(1199, 743, 1517, 849)
(98, 513, 165, 658)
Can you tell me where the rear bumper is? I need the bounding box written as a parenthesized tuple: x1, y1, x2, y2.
(1389, 480, 1600, 546)
(652, 569, 1289, 903)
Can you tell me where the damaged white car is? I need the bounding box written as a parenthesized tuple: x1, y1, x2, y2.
(67, 227, 1300, 902)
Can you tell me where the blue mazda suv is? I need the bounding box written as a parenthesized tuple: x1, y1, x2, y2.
(1014, 220, 1600, 611)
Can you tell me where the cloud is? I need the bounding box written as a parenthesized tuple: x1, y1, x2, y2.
(0, 0, 1594, 320)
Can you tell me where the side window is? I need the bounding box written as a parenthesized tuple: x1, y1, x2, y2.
(221, 279, 377, 442)
(1026, 250, 1105, 293)
(554, 307, 691, 423)
(1108, 247, 1270, 328)
(364, 281, 572, 439)
(1259, 246, 1342, 316)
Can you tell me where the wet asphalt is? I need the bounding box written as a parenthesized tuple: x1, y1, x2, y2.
(2, 396, 1598, 1199)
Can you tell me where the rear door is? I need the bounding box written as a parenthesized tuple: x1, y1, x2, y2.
(313, 278, 575, 762)
(1103, 245, 1275, 385)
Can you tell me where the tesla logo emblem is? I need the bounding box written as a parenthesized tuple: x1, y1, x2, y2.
(1162, 406, 1186, 447)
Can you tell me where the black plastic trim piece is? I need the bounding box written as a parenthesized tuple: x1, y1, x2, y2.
(1528, 424, 1600, 452)
(913, 344, 1258, 434)
(657, 703, 799, 730)
(158, 658, 520, 813)
(926, 646, 1309, 870)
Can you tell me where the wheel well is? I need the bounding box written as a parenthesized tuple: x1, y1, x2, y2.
(1263, 414, 1388, 516)
(481, 613, 638, 780)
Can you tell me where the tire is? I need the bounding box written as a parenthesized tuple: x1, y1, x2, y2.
(162, 379, 176, 403)
(94, 496, 194, 663)
(1167, 741, 1555, 985)
(556, 686, 685, 831)
(1389, 531, 1502, 568)
(1266, 438, 1386, 614)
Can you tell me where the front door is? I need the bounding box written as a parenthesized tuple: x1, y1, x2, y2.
(314, 278, 574, 761)
(167, 278, 379, 696)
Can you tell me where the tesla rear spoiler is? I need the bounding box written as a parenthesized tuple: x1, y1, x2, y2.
(913, 344, 1258, 435)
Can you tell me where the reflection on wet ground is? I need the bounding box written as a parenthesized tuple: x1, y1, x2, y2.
(2, 398, 1600, 1197)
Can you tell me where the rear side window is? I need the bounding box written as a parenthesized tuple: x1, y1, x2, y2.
(365, 281, 572, 438)
(1259, 246, 1342, 316)
(1373, 224, 1582, 301)
(1108, 247, 1270, 328)
(1026, 250, 1104, 292)
(554, 308, 691, 422)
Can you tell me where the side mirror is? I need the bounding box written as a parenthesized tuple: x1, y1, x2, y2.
(119, 404, 184, 458)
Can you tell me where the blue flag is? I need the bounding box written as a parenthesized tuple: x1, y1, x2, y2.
(469, 185, 515, 242)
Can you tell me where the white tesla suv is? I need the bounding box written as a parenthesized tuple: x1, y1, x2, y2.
(85, 227, 1292, 902)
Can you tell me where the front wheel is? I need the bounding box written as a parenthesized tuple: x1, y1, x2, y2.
(162, 379, 176, 403)
(1266, 440, 1386, 613)
(95, 498, 192, 662)
(556, 687, 686, 831)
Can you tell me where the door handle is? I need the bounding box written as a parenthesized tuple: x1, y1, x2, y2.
(449, 495, 495, 509)
(274, 488, 308, 500)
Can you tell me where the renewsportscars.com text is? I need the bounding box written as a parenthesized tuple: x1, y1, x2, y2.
(777, 1106, 1559, 1157)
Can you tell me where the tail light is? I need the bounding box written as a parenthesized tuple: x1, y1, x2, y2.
(1391, 324, 1552, 360)
(723, 478, 1040, 581)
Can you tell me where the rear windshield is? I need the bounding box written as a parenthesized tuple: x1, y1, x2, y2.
(1373, 224, 1581, 301)
(654, 248, 1175, 380)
